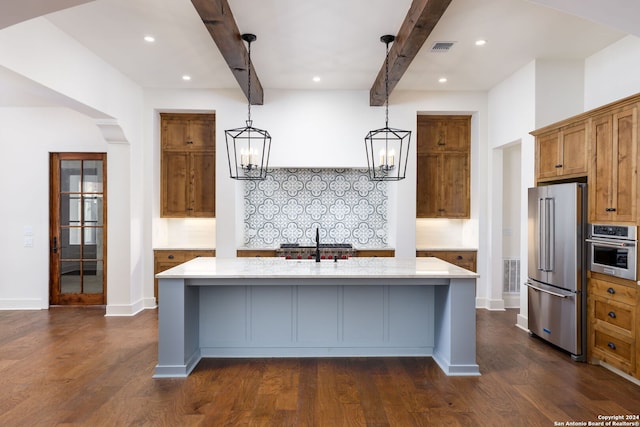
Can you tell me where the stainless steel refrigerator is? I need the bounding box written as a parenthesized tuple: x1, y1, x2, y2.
(526, 182, 586, 361)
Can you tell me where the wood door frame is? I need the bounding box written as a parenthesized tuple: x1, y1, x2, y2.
(49, 152, 107, 305)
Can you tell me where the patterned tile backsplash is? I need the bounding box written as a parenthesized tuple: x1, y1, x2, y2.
(244, 169, 388, 248)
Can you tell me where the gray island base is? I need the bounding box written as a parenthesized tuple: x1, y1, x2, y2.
(153, 257, 480, 378)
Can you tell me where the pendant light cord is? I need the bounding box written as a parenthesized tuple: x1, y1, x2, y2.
(247, 38, 252, 126)
(385, 39, 389, 128)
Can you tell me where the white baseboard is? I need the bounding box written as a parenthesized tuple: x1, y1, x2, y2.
(475, 297, 505, 311)
(0, 299, 46, 310)
(502, 293, 520, 309)
(142, 297, 158, 309)
(516, 313, 528, 331)
(105, 298, 146, 316)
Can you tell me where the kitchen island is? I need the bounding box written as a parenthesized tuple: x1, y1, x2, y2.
(153, 257, 480, 378)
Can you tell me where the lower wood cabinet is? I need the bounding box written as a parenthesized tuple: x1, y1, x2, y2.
(416, 250, 477, 272)
(237, 250, 278, 257)
(153, 249, 215, 302)
(588, 273, 638, 378)
(355, 249, 395, 257)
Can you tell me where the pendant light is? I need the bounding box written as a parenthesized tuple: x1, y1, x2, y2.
(365, 35, 411, 181)
(225, 34, 271, 180)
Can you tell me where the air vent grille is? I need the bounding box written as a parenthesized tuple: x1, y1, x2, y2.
(430, 41, 455, 52)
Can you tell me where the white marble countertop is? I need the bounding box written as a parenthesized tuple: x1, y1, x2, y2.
(415, 247, 478, 251)
(156, 257, 478, 280)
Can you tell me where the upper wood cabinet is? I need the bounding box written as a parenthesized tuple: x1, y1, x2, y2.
(417, 115, 471, 218)
(160, 113, 215, 218)
(535, 121, 588, 181)
(417, 115, 470, 153)
(161, 114, 216, 150)
(589, 104, 638, 223)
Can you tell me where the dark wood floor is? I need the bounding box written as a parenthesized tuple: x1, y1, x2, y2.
(0, 308, 638, 426)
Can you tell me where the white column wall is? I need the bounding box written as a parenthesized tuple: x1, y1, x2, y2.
(0, 18, 144, 314)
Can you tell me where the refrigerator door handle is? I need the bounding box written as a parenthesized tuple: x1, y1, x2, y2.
(546, 197, 555, 272)
(538, 198, 545, 271)
(524, 281, 571, 298)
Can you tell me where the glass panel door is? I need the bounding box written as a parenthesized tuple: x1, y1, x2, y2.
(50, 153, 106, 305)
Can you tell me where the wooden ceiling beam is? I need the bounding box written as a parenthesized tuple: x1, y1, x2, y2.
(369, 0, 453, 106)
(191, 0, 264, 105)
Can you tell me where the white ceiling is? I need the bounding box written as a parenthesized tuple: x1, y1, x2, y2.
(1, 0, 634, 100)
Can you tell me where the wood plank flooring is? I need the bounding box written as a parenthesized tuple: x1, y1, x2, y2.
(0, 308, 638, 426)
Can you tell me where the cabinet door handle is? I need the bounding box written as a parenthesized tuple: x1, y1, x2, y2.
(186, 140, 193, 144)
(456, 255, 463, 260)
(555, 164, 562, 168)
(607, 342, 616, 350)
(168, 255, 174, 260)
(52, 236, 58, 254)
(605, 208, 617, 212)
(607, 287, 616, 294)
(608, 311, 617, 319)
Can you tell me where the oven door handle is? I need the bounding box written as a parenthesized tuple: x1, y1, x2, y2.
(586, 238, 635, 248)
(524, 281, 571, 298)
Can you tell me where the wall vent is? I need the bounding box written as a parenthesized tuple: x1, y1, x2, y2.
(503, 258, 520, 293)
(430, 41, 455, 52)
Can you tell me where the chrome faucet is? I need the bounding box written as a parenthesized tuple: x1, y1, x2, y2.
(315, 227, 321, 262)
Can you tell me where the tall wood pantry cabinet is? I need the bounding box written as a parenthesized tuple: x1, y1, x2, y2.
(589, 104, 638, 223)
(160, 113, 216, 217)
(416, 115, 471, 218)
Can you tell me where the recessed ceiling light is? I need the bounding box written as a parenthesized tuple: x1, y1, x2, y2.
(312, 76, 321, 82)
(475, 39, 486, 46)
(144, 35, 155, 43)
(182, 75, 191, 81)
(438, 77, 448, 83)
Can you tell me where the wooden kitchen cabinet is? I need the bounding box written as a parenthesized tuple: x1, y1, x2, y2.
(355, 249, 395, 257)
(160, 113, 215, 218)
(417, 115, 470, 153)
(153, 249, 215, 302)
(588, 273, 638, 377)
(237, 249, 278, 257)
(416, 250, 476, 272)
(161, 113, 215, 150)
(535, 121, 588, 182)
(417, 115, 471, 218)
(589, 104, 638, 223)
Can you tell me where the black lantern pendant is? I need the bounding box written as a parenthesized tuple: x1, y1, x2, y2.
(226, 34, 271, 180)
(365, 35, 411, 181)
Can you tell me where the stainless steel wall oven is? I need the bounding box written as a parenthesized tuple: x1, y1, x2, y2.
(586, 224, 637, 281)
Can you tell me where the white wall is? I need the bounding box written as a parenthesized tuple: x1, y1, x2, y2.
(0, 108, 107, 308)
(584, 35, 640, 109)
(487, 61, 536, 314)
(0, 18, 145, 315)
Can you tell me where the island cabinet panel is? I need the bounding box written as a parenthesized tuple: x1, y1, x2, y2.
(153, 257, 479, 378)
(197, 285, 434, 350)
(535, 122, 588, 182)
(160, 113, 215, 218)
(417, 115, 471, 218)
(589, 104, 638, 223)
